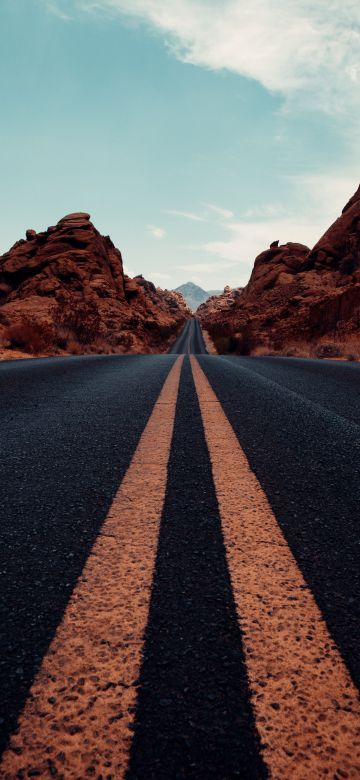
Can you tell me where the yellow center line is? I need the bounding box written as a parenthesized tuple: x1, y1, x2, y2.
(190, 356, 360, 779)
(1, 356, 184, 780)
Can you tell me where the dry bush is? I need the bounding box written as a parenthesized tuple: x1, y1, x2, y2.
(279, 342, 312, 358)
(312, 342, 342, 359)
(235, 324, 257, 355)
(212, 335, 235, 354)
(211, 323, 257, 356)
(211, 328, 360, 361)
(340, 336, 360, 361)
(53, 326, 70, 350)
(270, 337, 360, 361)
(4, 317, 54, 354)
(252, 344, 274, 357)
(66, 338, 85, 356)
(312, 338, 360, 361)
(253, 340, 318, 359)
(53, 293, 102, 344)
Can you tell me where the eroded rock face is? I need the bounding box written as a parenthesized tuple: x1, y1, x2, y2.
(0, 213, 189, 355)
(199, 188, 360, 349)
(197, 286, 243, 319)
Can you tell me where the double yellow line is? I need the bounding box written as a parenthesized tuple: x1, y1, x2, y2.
(1, 356, 360, 779)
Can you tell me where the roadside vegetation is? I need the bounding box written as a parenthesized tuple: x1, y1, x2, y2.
(204, 323, 360, 361)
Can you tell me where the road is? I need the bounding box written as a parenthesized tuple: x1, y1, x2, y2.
(0, 328, 359, 778)
(169, 317, 207, 354)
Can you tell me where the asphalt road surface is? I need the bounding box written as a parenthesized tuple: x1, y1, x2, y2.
(0, 328, 359, 778)
(168, 318, 207, 354)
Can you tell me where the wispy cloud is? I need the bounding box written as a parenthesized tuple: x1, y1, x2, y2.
(147, 224, 166, 239)
(203, 202, 234, 220)
(68, 0, 360, 114)
(200, 172, 359, 283)
(165, 209, 206, 223)
(44, 0, 71, 20)
(241, 204, 288, 219)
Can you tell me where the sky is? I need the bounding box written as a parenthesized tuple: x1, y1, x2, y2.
(0, 0, 359, 290)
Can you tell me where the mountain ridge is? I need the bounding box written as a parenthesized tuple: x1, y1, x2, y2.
(174, 281, 221, 312)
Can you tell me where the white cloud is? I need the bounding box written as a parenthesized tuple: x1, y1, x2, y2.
(202, 219, 315, 268)
(147, 224, 166, 239)
(165, 209, 206, 222)
(288, 172, 359, 219)
(73, 0, 360, 114)
(44, 0, 71, 19)
(203, 202, 234, 220)
(200, 172, 360, 284)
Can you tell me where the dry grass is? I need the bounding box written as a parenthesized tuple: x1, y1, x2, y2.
(215, 329, 360, 361)
(257, 337, 360, 361)
(2, 317, 55, 355)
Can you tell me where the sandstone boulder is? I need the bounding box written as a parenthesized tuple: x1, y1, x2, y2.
(198, 186, 360, 351)
(0, 214, 189, 355)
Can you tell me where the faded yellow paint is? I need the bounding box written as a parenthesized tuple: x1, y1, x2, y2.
(191, 355, 360, 779)
(1, 357, 183, 780)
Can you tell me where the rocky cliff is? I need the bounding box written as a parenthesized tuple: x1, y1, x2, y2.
(0, 213, 189, 356)
(198, 187, 360, 354)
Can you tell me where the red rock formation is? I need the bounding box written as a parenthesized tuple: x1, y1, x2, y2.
(0, 213, 189, 355)
(197, 286, 243, 319)
(199, 187, 360, 352)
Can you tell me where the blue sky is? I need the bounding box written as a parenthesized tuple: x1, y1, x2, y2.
(0, 0, 359, 289)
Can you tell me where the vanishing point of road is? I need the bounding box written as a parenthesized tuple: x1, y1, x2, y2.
(0, 318, 359, 778)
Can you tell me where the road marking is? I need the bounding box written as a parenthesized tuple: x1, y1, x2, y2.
(187, 321, 192, 354)
(1, 356, 183, 780)
(190, 356, 360, 779)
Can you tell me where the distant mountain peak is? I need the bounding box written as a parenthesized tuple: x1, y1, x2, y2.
(180, 281, 206, 291)
(174, 281, 221, 312)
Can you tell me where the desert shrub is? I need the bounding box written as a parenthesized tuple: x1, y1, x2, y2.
(252, 344, 275, 357)
(54, 327, 69, 350)
(278, 342, 312, 358)
(235, 324, 257, 355)
(341, 336, 360, 361)
(53, 293, 102, 344)
(313, 342, 342, 359)
(212, 324, 257, 356)
(212, 335, 235, 354)
(5, 317, 54, 354)
(66, 338, 84, 355)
